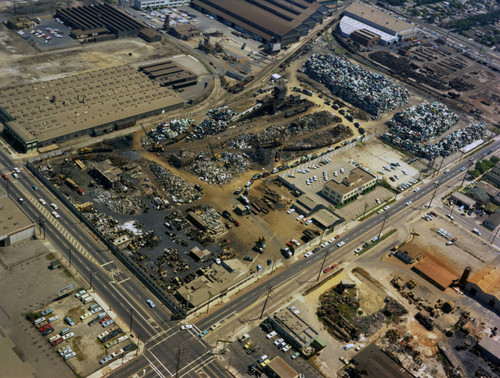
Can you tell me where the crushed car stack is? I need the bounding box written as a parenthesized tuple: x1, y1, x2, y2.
(303, 54, 409, 116)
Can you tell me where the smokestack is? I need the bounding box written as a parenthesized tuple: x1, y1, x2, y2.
(459, 266, 472, 287)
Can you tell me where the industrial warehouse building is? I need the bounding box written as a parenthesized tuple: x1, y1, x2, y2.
(339, 2, 416, 45)
(465, 256, 500, 313)
(191, 0, 328, 45)
(0, 65, 184, 152)
(56, 3, 145, 42)
(134, 0, 191, 10)
(0, 189, 35, 246)
(322, 167, 377, 205)
(139, 60, 198, 89)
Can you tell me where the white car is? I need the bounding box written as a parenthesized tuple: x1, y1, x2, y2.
(296, 215, 304, 221)
(304, 251, 313, 258)
(354, 247, 363, 254)
(18, 197, 24, 204)
(274, 338, 284, 346)
(282, 344, 291, 352)
(100, 355, 113, 365)
(266, 331, 277, 339)
(337, 241, 345, 248)
(12, 172, 19, 179)
(444, 169, 450, 174)
(39, 198, 46, 205)
(405, 201, 412, 206)
(181, 324, 193, 330)
(413, 187, 420, 192)
(51, 211, 60, 219)
(287, 208, 295, 214)
(50, 203, 58, 210)
(13, 167, 20, 174)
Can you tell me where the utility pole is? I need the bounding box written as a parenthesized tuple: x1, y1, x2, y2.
(428, 181, 440, 209)
(259, 286, 273, 320)
(317, 248, 330, 281)
(89, 269, 95, 290)
(378, 211, 389, 239)
(361, 202, 369, 220)
(68, 248, 72, 267)
(175, 348, 182, 378)
(206, 292, 212, 314)
(491, 228, 500, 245)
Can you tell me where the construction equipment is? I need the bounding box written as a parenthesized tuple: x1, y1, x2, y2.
(140, 123, 164, 152)
(79, 147, 92, 154)
(207, 141, 221, 160)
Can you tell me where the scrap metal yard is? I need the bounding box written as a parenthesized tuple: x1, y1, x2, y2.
(0, 1, 499, 377)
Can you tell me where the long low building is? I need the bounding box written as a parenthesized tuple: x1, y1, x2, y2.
(464, 256, 500, 313)
(0, 65, 184, 152)
(191, 0, 328, 45)
(269, 306, 319, 350)
(0, 190, 35, 246)
(322, 167, 377, 205)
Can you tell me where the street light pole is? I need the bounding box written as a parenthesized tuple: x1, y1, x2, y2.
(378, 211, 389, 239)
(68, 248, 72, 267)
(129, 308, 134, 333)
(259, 286, 273, 320)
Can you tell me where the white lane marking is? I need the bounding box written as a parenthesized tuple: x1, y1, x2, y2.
(148, 350, 173, 376)
(149, 330, 182, 349)
(101, 261, 113, 267)
(143, 354, 166, 378)
(118, 277, 130, 284)
(180, 356, 214, 378)
(145, 328, 171, 344)
(177, 352, 211, 375)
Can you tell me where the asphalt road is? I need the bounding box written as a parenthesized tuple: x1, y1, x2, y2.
(0, 149, 228, 377)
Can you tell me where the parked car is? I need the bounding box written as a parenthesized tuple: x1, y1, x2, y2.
(146, 299, 155, 308)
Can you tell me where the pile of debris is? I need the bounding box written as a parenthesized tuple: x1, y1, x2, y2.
(85, 211, 121, 241)
(227, 111, 342, 149)
(185, 152, 248, 185)
(189, 107, 238, 140)
(187, 204, 225, 235)
(147, 118, 194, 143)
(148, 161, 202, 203)
(303, 54, 409, 116)
(90, 188, 148, 215)
(383, 102, 485, 158)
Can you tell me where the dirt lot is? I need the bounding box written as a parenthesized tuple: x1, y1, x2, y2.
(0, 239, 79, 378)
(0, 31, 181, 88)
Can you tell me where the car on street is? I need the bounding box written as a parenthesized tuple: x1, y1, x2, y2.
(461, 167, 466, 171)
(337, 241, 345, 248)
(413, 187, 420, 192)
(405, 201, 412, 206)
(146, 299, 155, 308)
(77, 188, 84, 195)
(39, 198, 46, 205)
(181, 324, 193, 330)
(2, 173, 8, 180)
(18, 197, 24, 204)
(199, 330, 208, 338)
(51, 211, 60, 219)
(304, 251, 313, 258)
(100, 356, 112, 365)
(50, 203, 58, 210)
(32, 185, 39, 191)
(12, 172, 18, 179)
(444, 169, 450, 174)
(354, 247, 363, 254)
(13, 167, 20, 174)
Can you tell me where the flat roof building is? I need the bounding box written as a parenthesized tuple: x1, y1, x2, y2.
(0, 189, 36, 246)
(351, 343, 413, 378)
(477, 337, 500, 364)
(191, 0, 327, 44)
(412, 257, 456, 291)
(168, 24, 201, 41)
(134, 0, 191, 10)
(465, 256, 500, 313)
(350, 29, 381, 47)
(266, 356, 298, 378)
(140, 60, 198, 89)
(449, 192, 476, 209)
(56, 4, 145, 40)
(0, 65, 184, 152)
(268, 306, 318, 350)
(322, 167, 377, 205)
(344, 2, 416, 38)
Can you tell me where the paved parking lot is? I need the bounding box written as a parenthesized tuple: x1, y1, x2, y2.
(229, 322, 321, 377)
(18, 18, 79, 50)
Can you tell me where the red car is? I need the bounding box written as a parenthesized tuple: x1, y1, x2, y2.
(334, 235, 341, 239)
(99, 316, 111, 324)
(51, 337, 63, 346)
(39, 323, 52, 332)
(77, 188, 84, 195)
(323, 267, 332, 274)
(2, 173, 8, 180)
